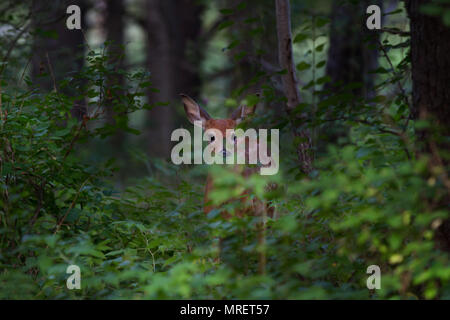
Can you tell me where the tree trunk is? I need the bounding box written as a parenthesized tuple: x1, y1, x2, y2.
(405, 0, 450, 251)
(226, 0, 280, 98)
(325, 0, 382, 99)
(104, 0, 126, 152)
(146, 0, 204, 158)
(31, 0, 88, 120)
(320, 0, 383, 149)
(275, 0, 313, 174)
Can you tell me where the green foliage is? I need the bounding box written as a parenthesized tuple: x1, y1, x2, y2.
(2, 58, 449, 298)
(0, 0, 449, 300)
(420, 0, 450, 26)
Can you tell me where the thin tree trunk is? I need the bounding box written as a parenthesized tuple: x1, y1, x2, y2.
(275, 0, 313, 174)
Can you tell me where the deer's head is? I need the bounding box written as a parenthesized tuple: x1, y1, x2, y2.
(180, 94, 256, 158)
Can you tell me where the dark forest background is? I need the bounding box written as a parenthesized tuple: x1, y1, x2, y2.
(0, 0, 449, 299)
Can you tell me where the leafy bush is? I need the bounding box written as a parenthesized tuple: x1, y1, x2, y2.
(1, 4, 449, 300)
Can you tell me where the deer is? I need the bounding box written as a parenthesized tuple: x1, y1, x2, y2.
(180, 93, 276, 274)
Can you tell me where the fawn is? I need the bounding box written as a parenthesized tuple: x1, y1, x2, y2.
(180, 94, 275, 274)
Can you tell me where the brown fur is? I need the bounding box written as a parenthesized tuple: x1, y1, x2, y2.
(180, 94, 274, 273)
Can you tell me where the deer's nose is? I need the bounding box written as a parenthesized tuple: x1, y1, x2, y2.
(222, 149, 229, 157)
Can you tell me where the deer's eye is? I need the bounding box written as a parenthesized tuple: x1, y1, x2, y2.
(210, 136, 215, 142)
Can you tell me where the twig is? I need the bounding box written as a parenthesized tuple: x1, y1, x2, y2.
(200, 16, 228, 43)
(257, 204, 267, 275)
(12, 56, 32, 109)
(380, 28, 410, 37)
(246, 55, 284, 92)
(63, 116, 88, 160)
(0, 23, 31, 76)
(320, 116, 412, 159)
(54, 176, 91, 234)
(45, 52, 58, 93)
(0, 1, 21, 17)
(205, 66, 235, 82)
(140, 230, 157, 273)
(29, 179, 46, 228)
(378, 40, 411, 133)
(428, 140, 450, 196)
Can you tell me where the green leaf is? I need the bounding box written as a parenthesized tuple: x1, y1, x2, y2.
(315, 17, 330, 28)
(316, 75, 331, 85)
(296, 61, 311, 71)
(236, 2, 247, 11)
(315, 43, 325, 52)
(218, 20, 234, 30)
(293, 33, 308, 44)
(420, 3, 442, 16)
(316, 61, 326, 68)
(443, 10, 450, 26)
(219, 8, 234, 15)
(244, 94, 260, 107)
(54, 127, 72, 137)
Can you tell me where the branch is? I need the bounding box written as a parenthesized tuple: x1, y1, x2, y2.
(319, 116, 412, 160)
(204, 66, 235, 82)
(63, 115, 88, 160)
(54, 176, 91, 234)
(126, 12, 146, 30)
(380, 27, 410, 37)
(246, 55, 284, 92)
(377, 39, 411, 133)
(200, 16, 228, 43)
(0, 23, 31, 76)
(29, 178, 46, 228)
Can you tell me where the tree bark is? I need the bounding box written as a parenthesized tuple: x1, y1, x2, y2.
(227, 0, 256, 94)
(31, 0, 88, 120)
(146, 0, 204, 158)
(325, 0, 382, 98)
(104, 0, 126, 152)
(275, 0, 313, 174)
(405, 0, 450, 251)
(319, 0, 383, 149)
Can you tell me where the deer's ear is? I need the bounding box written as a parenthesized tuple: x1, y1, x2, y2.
(231, 93, 259, 123)
(231, 105, 256, 124)
(180, 94, 211, 128)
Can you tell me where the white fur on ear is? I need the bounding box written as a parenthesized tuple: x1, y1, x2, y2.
(180, 93, 211, 128)
(232, 105, 256, 124)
